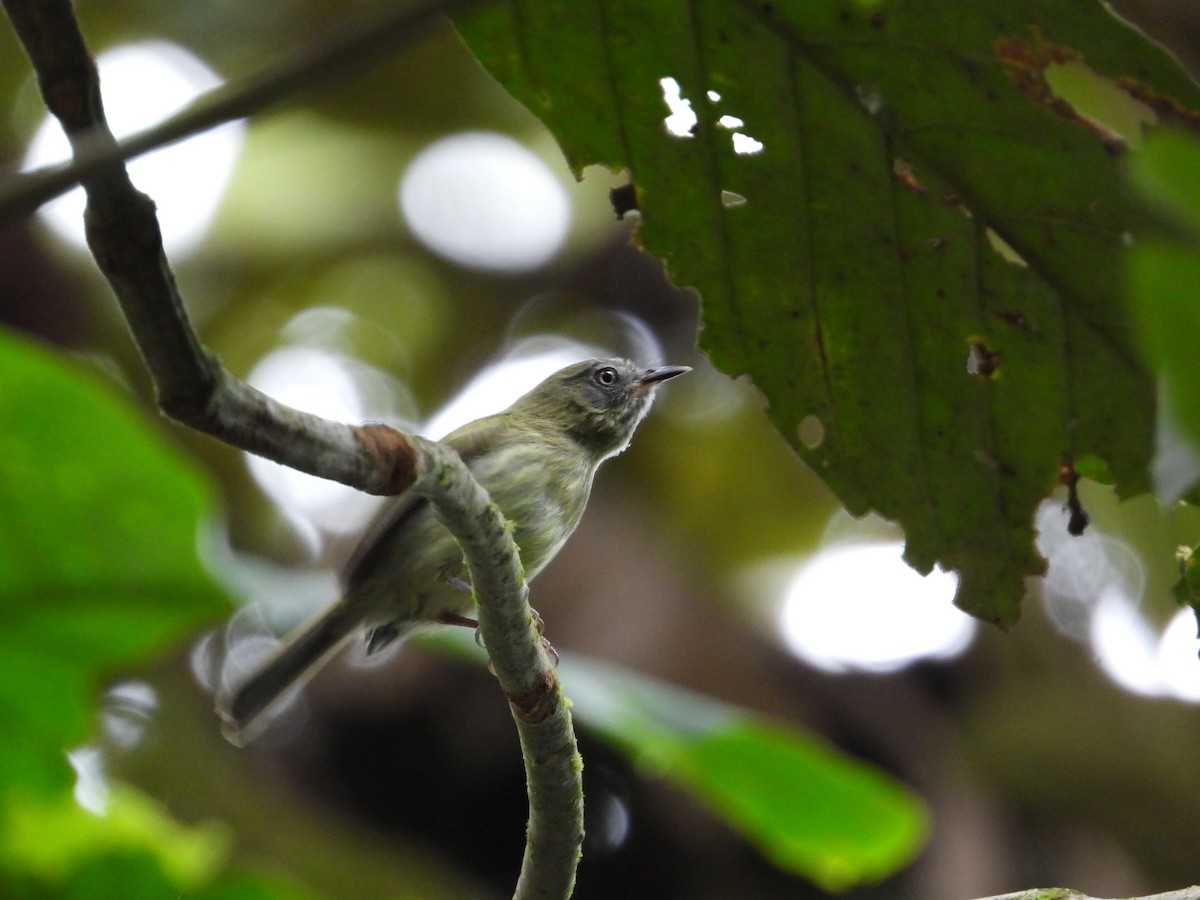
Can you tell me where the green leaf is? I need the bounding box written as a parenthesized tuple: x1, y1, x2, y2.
(1, 787, 229, 887)
(457, 0, 1200, 624)
(425, 630, 926, 887)
(0, 329, 230, 798)
(1128, 130, 1200, 457)
(0, 847, 315, 900)
(561, 656, 928, 891)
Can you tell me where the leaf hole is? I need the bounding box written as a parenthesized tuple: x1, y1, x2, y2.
(659, 77, 698, 138)
(985, 228, 1027, 267)
(996, 37, 1158, 151)
(966, 339, 1001, 379)
(1045, 60, 1156, 150)
(731, 132, 765, 155)
(721, 190, 748, 208)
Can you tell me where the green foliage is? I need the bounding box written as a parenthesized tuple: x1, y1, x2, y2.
(0, 319, 926, 893)
(1129, 129, 1200, 622)
(424, 630, 928, 889)
(1, 787, 229, 887)
(1129, 130, 1200, 455)
(0, 329, 230, 796)
(0, 329, 305, 897)
(457, 0, 1200, 625)
(0, 849, 313, 900)
(562, 656, 928, 891)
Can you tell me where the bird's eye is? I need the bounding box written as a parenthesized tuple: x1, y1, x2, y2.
(594, 366, 618, 386)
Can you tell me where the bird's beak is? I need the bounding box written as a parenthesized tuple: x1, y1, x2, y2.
(637, 365, 691, 392)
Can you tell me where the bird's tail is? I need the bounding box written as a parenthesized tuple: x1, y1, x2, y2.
(217, 605, 360, 745)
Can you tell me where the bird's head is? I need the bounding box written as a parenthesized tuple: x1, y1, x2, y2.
(513, 357, 690, 460)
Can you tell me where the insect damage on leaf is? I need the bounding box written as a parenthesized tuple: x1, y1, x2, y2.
(997, 33, 1126, 154)
(1116, 78, 1200, 134)
(966, 339, 1002, 379)
(892, 159, 927, 195)
(995, 30, 1176, 155)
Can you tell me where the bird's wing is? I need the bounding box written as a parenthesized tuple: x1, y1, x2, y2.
(340, 414, 511, 588)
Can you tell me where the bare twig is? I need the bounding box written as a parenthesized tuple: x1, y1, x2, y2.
(0, 1, 583, 897)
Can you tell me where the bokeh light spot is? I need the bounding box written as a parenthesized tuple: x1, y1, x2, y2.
(399, 132, 570, 273)
(1037, 497, 1200, 702)
(777, 542, 972, 673)
(24, 42, 244, 257)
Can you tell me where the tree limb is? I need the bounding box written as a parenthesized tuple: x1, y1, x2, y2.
(418, 438, 584, 900)
(0, 1, 583, 897)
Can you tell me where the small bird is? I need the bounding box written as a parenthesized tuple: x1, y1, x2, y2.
(219, 357, 689, 741)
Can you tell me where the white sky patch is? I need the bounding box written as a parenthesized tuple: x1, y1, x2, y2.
(1158, 609, 1200, 702)
(1090, 588, 1163, 696)
(24, 41, 243, 257)
(775, 542, 972, 674)
(731, 133, 765, 156)
(399, 131, 570, 273)
(717, 114, 745, 129)
(659, 77, 698, 137)
(707, 89, 722, 102)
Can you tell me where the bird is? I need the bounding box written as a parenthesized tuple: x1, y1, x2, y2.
(218, 357, 689, 742)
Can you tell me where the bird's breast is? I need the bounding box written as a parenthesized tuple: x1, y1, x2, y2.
(469, 436, 594, 579)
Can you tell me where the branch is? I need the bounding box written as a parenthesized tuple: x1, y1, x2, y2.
(417, 438, 584, 900)
(1, 1, 583, 897)
(971, 888, 1200, 900)
(0, 0, 479, 223)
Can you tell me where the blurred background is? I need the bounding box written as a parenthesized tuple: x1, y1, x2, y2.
(3, 1, 1200, 898)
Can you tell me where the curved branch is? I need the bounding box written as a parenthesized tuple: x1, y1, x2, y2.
(1, 1, 583, 897)
(415, 437, 584, 899)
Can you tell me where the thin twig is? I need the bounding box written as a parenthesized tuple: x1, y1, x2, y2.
(0, 0, 479, 223)
(0, 1, 583, 897)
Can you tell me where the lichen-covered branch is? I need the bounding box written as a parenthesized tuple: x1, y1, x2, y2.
(971, 887, 1200, 900)
(417, 437, 584, 899)
(1, 1, 583, 897)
